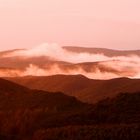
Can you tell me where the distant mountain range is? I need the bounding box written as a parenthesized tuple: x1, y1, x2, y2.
(1, 47, 140, 57)
(63, 46, 140, 56)
(0, 46, 140, 78)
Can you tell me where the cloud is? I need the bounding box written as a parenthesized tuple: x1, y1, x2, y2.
(5, 43, 108, 63)
(0, 61, 140, 79)
(1, 43, 140, 79)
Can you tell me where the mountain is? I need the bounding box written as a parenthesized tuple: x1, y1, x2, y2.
(6, 75, 140, 103)
(0, 56, 70, 69)
(63, 46, 140, 57)
(0, 78, 139, 139)
(0, 78, 86, 111)
(0, 78, 89, 139)
(90, 92, 140, 123)
(0, 49, 24, 57)
(1, 47, 140, 58)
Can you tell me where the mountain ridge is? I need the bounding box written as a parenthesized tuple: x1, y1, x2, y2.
(0, 77, 139, 139)
(63, 46, 140, 56)
(5, 75, 140, 103)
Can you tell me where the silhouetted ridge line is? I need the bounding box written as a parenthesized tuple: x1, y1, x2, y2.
(6, 75, 140, 103)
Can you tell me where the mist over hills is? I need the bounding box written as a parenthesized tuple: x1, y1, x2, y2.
(63, 46, 140, 57)
(1, 46, 140, 57)
(0, 46, 140, 79)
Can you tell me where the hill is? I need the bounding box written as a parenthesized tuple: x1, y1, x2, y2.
(6, 75, 140, 103)
(0, 78, 139, 139)
(0, 78, 86, 111)
(63, 46, 140, 57)
(33, 92, 140, 140)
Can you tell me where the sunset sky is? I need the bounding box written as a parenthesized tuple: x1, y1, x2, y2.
(0, 0, 140, 50)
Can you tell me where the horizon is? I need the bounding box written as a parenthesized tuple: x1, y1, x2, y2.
(1, 45, 140, 52)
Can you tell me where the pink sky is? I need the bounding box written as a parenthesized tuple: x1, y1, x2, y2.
(0, 0, 140, 51)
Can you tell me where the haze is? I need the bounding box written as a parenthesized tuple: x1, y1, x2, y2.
(0, 0, 140, 50)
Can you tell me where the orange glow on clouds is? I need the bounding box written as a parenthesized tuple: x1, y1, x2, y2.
(0, 43, 140, 79)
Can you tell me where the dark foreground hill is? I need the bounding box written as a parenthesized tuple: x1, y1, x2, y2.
(0, 78, 139, 139)
(6, 75, 140, 103)
(0, 78, 86, 111)
(33, 90, 140, 140)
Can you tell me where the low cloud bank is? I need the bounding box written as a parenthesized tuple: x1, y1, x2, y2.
(6, 43, 140, 63)
(0, 61, 140, 79)
(1, 43, 140, 79)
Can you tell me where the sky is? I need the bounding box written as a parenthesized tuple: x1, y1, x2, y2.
(0, 0, 140, 51)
